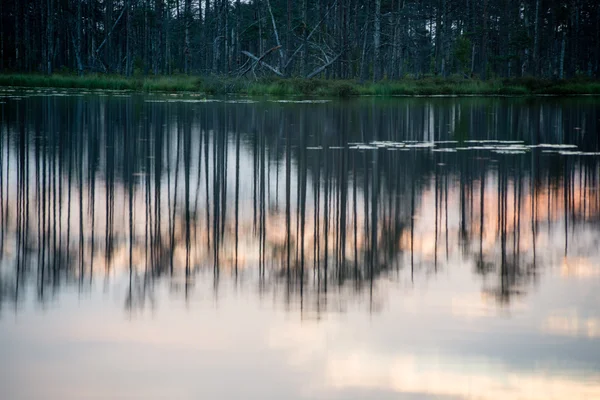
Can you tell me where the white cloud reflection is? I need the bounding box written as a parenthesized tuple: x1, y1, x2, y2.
(542, 309, 600, 339)
(325, 350, 600, 400)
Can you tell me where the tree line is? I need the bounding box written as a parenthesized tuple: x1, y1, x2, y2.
(1, 0, 599, 80)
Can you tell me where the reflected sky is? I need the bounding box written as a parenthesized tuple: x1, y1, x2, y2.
(1, 91, 600, 400)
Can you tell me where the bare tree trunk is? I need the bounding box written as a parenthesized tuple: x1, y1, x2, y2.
(302, 0, 308, 76)
(532, 0, 540, 75)
(559, 30, 566, 79)
(336, 0, 342, 78)
(596, 4, 600, 77)
(435, 0, 442, 75)
(144, 0, 149, 74)
(391, 6, 399, 79)
(69, 0, 83, 75)
(0, 0, 3, 71)
(266, 0, 285, 70)
(46, 0, 54, 74)
(24, 0, 30, 70)
(258, 0, 263, 57)
(360, 16, 369, 82)
(224, 0, 229, 73)
(212, 0, 219, 72)
(76, 0, 83, 75)
(441, 0, 447, 77)
(106, 0, 112, 71)
(126, 0, 132, 76)
(154, 0, 162, 74)
(184, 0, 191, 74)
(342, 0, 349, 78)
(14, 0, 20, 69)
(480, 0, 488, 79)
(287, 0, 292, 70)
(373, 0, 381, 81)
(204, 0, 211, 73)
(570, 0, 577, 77)
(235, 0, 241, 71)
(164, 1, 170, 74)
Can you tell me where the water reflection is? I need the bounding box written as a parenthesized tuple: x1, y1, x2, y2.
(0, 94, 599, 314)
(2, 93, 600, 399)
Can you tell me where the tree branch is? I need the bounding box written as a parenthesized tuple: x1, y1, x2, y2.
(306, 51, 343, 79)
(284, 0, 338, 70)
(239, 45, 282, 77)
(265, 0, 285, 65)
(241, 47, 284, 77)
(96, 5, 126, 54)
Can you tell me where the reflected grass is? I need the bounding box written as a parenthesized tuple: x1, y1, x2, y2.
(1, 73, 600, 97)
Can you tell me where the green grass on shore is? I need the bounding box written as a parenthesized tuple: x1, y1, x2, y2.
(1, 73, 600, 97)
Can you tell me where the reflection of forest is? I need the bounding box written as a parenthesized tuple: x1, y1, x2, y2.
(1, 95, 599, 311)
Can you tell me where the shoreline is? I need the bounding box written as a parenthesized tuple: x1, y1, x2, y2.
(1, 73, 600, 97)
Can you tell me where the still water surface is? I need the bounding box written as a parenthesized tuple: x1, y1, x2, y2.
(1, 91, 600, 399)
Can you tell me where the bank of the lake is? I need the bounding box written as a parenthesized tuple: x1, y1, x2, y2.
(1, 73, 600, 97)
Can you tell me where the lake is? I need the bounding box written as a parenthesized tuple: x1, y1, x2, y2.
(1, 90, 600, 400)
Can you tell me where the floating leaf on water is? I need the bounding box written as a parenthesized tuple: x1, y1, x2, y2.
(405, 142, 435, 148)
(370, 141, 404, 147)
(180, 99, 221, 103)
(539, 149, 594, 155)
(493, 150, 528, 155)
(145, 99, 221, 103)
(494, 146, 529, 152)
(225, 100, 258, 104)
(269, 99, 331, 104)
(528, 143, 578, 149)
(465, 139, 525, 144)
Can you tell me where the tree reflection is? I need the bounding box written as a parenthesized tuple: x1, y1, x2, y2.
(1, 94, 600, 314)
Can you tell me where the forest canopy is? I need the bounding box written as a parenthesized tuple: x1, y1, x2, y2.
(0, 0, 598, 81)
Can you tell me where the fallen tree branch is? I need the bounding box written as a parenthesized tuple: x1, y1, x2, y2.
(306, 51, 343, 79)
(96, 5, 126, 54)
(252, 46, 282, 75)
(241, 47, 284, 77)
(235, 58, 252, 76)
